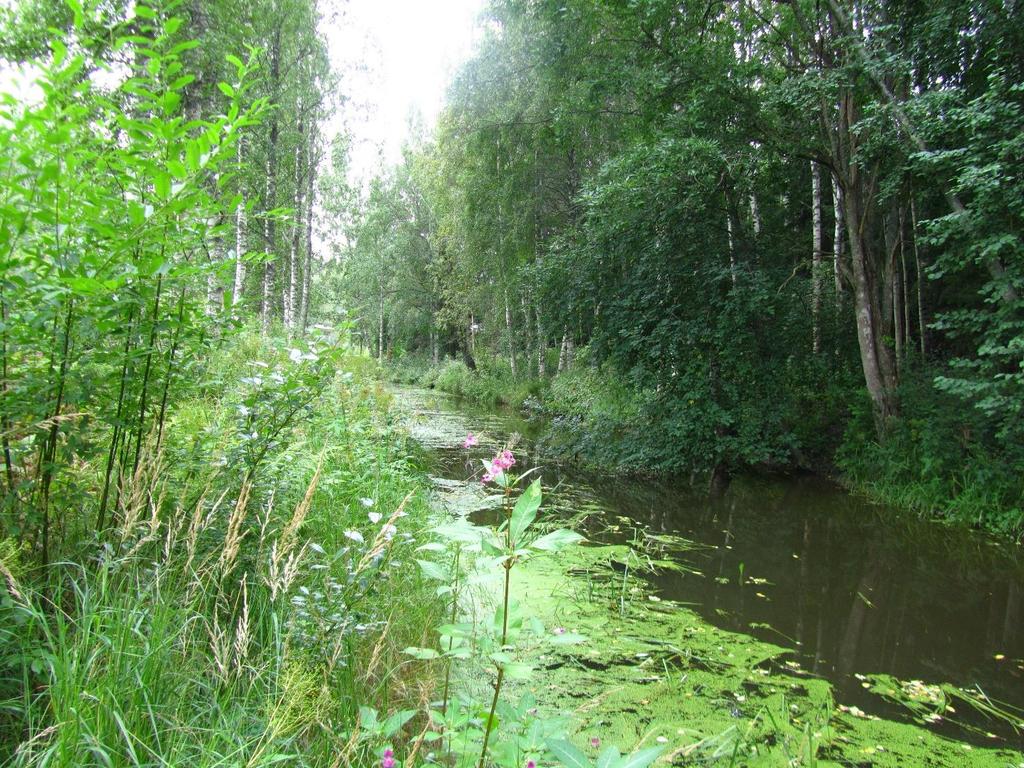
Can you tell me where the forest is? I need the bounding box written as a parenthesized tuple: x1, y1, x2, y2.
(342, 0, 1024, 535)
(0, 0, 1022, 766)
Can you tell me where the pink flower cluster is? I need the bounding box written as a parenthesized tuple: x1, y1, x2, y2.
(381, 749, 395, 768)
(482, 449, 516, 483)
(462, 432, 478, 448)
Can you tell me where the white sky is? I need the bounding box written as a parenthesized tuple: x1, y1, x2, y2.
(324, 0, 485, 186)
(0, 0, 485, 193)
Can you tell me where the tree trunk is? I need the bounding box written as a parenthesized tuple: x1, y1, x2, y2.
(910, 198, 926, 356)
(262, 157, 275, 332)
(883, 201, 902, 377)
(557, 331, 575, 372)
(504, 288, 517, 376)
(811, 161, 824, 354)
(300, 132, 316, 334)
(831, 172, 845, 297)
(900, 208, 911, 357)
(726, 212, 738, 286)
(749, 192, 762, 237)
(285, 139, 303, 335)
(535, 307, 546, 377)
(232, 138, 246, 312)
(845, 166, 898, 428)
(378, 289, 385, 363)
(261, 28, 281, 333)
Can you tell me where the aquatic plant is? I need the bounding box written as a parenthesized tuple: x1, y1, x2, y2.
(364, 433, 667, 768)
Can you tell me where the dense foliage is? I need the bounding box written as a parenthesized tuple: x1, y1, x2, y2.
(339, 0, 1024, 534)
(0, 2, 450, 764)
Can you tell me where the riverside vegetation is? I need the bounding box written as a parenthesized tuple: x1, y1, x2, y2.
(337, 0, 1024, 538)
(1, 0, 1022, 766)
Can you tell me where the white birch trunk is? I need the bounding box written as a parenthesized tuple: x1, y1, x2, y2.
(504, 288, 517, 376)
(285, 143, 302, 335)
(300, 135, 316, 334)
(749, 192, 762, 236)
(726, 214, 737, 286)
(831, 172, 844, 297)
(811, 161, 823, 354)
(232, 138, 246, 312)
(911, 198, 926, 356)
(262, 158, 274, 332)
(536, 307, 546, 377)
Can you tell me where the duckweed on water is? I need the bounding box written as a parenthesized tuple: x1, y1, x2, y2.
(495, 541, 1024, 766)
(406, 389, 1024, 767)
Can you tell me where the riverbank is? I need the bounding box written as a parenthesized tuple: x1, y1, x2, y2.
(1, 339, 445, 765)
(393, 385, 1024, 766)
(387, 357, 1024, 539)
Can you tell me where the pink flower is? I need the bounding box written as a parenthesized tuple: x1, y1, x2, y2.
(590, 737, 601, 749)
(382, 749, 396, 768)
(492, 449, 516, 471)
(482, 472, 494, 484)
(526, 761, 536, 768)
(463, 433, 478, 448)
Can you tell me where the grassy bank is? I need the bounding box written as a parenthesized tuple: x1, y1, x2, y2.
(387, 354, 1024, 538)
(0, 335, 444, 766)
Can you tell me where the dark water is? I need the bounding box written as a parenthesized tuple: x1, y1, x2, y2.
(396, 386, 1024, 745)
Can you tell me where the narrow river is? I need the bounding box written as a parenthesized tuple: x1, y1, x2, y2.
(393, 385, 1024, 760)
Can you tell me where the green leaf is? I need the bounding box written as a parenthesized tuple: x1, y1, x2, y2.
(358, 706, 379, 731)
(597, 746, 621, 768)
(154, 171, 170, 198)
(547, 738, 591, 768)
(530, 529, 583, 552)
(614, 746, 663, 768)
(218, 82, 236, 99)
(225, 54, 245, 73)
(502, 662, 533, 679)
(416, 559, 447, 582)
(382, 709, 416, 737)
(403, 647, 439, 660)
(167, 159, 187, 180)
(549, 632, 587, 645)
(510, 478, 542, 546)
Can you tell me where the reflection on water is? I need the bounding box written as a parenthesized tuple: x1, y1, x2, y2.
(395, 386, 1024, 744)
(590, 474, 1024, 712)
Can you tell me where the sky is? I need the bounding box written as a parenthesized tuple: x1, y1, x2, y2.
(0, 0, 485, 187)
(325, 0, 485, 186)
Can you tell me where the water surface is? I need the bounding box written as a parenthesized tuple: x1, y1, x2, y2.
(395, 386, 1024, 746)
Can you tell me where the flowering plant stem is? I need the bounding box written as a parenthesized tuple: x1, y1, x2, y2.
(441, 546, 461, 716)
(478, 481, 514, 768)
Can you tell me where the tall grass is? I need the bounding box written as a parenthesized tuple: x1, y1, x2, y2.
(0, 338, 444, 766)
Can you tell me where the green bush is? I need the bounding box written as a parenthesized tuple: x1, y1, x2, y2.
(837, 369, 1024, 535)
(427, 355, 540, 407)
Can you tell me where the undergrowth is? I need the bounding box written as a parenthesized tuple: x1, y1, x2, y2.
(387, 354, 1024, 538)
(0, 334, 444, 766)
